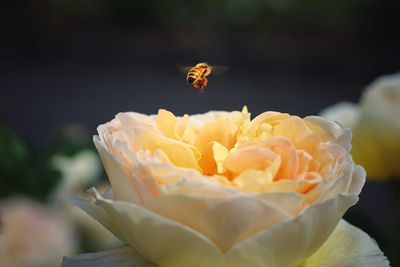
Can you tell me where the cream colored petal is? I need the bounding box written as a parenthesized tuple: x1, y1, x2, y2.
(156, 109, 178, 139)
(251, 111, 290, 127)
(62, 247, 157, 267)
(256, 192, 305, 216)
(116, 112, 156, 128)
(238, 175, 320, 194)
(347, 165, 366, 194)
(94, 137, 154, 204)
(121, 126, 201, 170)
(76, 189, 226, 267)
(224, 144, 278, 174)
(159, 171, 235, 196)
(71, 197, 127, 243)
(97, 112, 156, 146)
(273, 116, 321, 155)
(304, 116, 352, 151)
(195, 119, 238, 152)
(315, 165, 355, 202)
(303, 220, 390, 267)
(144, 193, 290, 252)
(239, 112, 289, 144)
(313, 164, 365, 204)
(174, 114, 190, 139)
(232, 157, 281, 192)
(226, 193, 358, 267)
(161, 172, 304, 218)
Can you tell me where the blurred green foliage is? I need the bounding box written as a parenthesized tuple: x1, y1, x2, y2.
(0, 124, 57, 201)
(0, 124, 95, 202)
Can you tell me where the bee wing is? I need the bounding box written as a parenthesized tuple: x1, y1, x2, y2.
(176, 64, 193, 74)
(211, 66, 230, 75)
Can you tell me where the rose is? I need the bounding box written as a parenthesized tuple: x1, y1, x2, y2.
(0, 198, 76, 267)
(321, 72, 400, 179)
(63, 108, 389, 267)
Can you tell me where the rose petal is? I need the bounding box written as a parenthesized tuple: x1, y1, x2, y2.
(144, 193, 291, 252)
(313, 164, 365, 204)
(93, 136, 146, 203)
(224, 143, 278, 175)
(198, 141, 229, 175)
(94, 137, 154, 204)
(347, 165, 366, 195)
(76, 189, 226, 267)
(303, 220, 390, 267)
(304, 116, 352, 151)
(231, 159, 281, 191)
(273, 116, 321, 155)
(121, 126, 201, 170)
(256, 192, 304, 216)
(226, 193, 358, 267)
(156, 109, 178, 139)
(194, 119, 238, 152)
(71, 197, 127, 243)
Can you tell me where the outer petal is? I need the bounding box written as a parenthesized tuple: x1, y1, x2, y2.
(144, 193, 291, 252)
(314, 164, 363, 203)
(94, 136, 153, 204)
(75, 189, 226, 267)
(226, 193, 358, 267)
(303, 220, 390, 267)
(304, 116, 352, 151)
(70, 197, 127, 244)
(305, 164, 365, 205)
(62, 247, 157, 267)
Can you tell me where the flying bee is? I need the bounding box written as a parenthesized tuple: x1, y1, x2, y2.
(180, 63, 229, 93)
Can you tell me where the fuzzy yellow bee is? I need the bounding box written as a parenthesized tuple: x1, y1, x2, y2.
(181, 63, 229, 93)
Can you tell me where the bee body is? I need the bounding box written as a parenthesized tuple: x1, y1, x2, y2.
(185, 63, 212, 93)
(181, 62, 228, 93)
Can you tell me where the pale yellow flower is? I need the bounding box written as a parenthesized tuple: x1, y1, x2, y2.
(0, 198, 76, 267)
(64, 108, 389, 267)
(320, 102, 360, 129)
(321, 72, 400, 179)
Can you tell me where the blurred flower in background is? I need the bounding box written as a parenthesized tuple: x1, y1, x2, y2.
(321, 73, 400, 267)
(0, 123, 120, 264)
(51, 150, 101, 206)
(321, 72, 400, 180)
(51, 150, 121, 251)
(0, 197, 76, 267)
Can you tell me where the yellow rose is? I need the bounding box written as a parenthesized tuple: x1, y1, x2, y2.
(64, 108, 389, 267)
(321, 72, 400, 179)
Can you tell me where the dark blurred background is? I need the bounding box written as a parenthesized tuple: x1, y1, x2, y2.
(1, 0, 400, 265)
(1, 0, 400, 143)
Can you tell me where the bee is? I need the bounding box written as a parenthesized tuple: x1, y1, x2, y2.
(180, 62, 229, 93)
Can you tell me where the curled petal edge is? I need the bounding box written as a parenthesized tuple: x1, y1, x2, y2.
(74, 188, 226, 267)
(302, 220, 390, 267)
